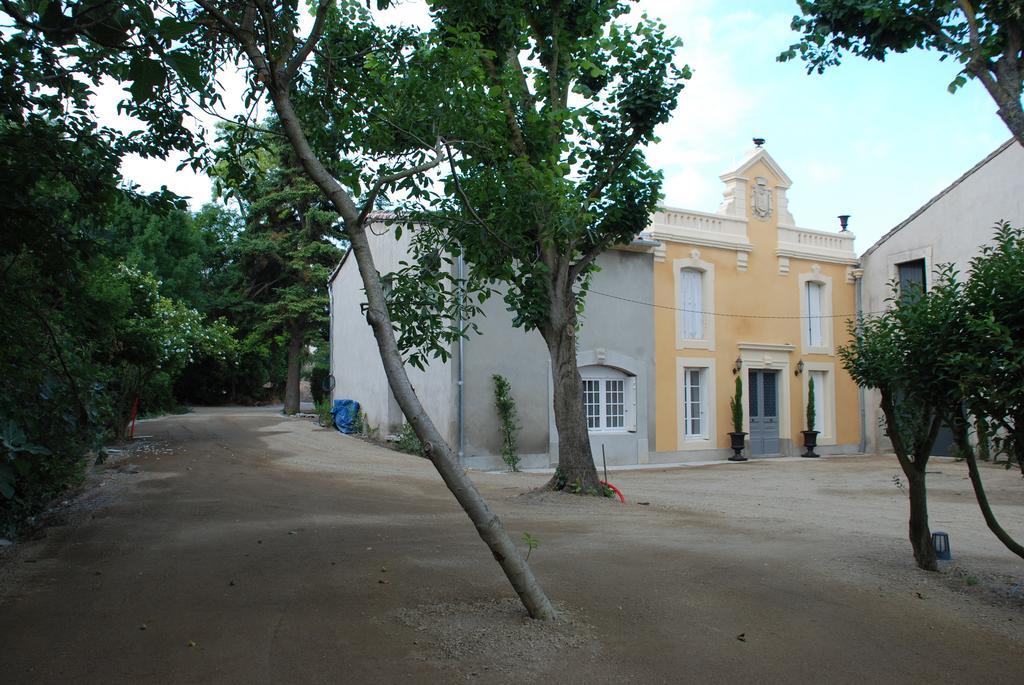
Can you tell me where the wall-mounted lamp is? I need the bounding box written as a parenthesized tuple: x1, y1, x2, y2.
(838, 214, 850, 232)
(795, 360, 805, 376)
(732, 356, 743, 375)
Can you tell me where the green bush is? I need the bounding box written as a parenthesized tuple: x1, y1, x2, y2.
(806, 376, 816, 432)
(315, 400, 334, 428)
(493, 374, 520, 471)
(396, 422, 422, 455)
(730, 376, 744, 433)
(310, 365, 330, 406)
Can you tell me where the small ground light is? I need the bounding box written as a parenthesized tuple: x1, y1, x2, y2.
(932, 531, 952, 560)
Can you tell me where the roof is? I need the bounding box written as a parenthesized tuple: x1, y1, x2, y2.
(327, 248, 350, 285)
(862, 138, 1018, 259)
(719, 146, 793, 188)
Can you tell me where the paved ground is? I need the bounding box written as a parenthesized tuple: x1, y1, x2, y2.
(2, 407, 1023, 684)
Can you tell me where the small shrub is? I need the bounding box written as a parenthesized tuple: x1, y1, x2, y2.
(521, 531, 539, 560)
(553, 467, 567, 491)
(310, 366, 330, 406)
(492, 374, 520, 471)
(730, 376, 744, 433)
(806, 376, 816, 432)
(396, 422, 422, 455)
(361, 412, 379, 439)
(315, 400, 333, 428)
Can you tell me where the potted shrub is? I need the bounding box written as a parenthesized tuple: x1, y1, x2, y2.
(728, 376, 747, 461)
(801, 376, 820, 458)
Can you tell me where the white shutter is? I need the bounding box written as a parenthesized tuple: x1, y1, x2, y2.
(681, 269, 703, 340)
(807, 282, 822, 347)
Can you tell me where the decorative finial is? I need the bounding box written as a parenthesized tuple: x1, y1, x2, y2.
(838, 214, 850, 232)
(753, 137, 765, 148)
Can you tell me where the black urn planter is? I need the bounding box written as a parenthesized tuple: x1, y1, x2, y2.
(728, 432, 748, 461)
(801, 430, 820, 458)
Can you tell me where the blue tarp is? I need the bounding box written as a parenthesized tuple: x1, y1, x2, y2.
(331, 399, 360, 434)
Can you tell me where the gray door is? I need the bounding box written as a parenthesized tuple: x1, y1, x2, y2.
(748, 370, 780, 456)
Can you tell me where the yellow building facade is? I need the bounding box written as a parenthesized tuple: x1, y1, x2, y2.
(648, 146, 861, 460)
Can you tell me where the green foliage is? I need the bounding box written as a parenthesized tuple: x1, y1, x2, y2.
(950, 222, 1024, 471)
(806, 376, 816, 432)
(521, 531, 539, 561)
(492, 374, 521, 471)
(396, 422, 423, 455)
(844, 223, 1024, 475)
(315, 400, 334, 429)
(210, 123, 345, 408)
(553, 467, 568, 491)
(394, 2, 689, 333)
(730, 376, 744, 433)
(839, 263, 966, 463)
(310, 366, 330, 407)
(0, 113, 123, 533)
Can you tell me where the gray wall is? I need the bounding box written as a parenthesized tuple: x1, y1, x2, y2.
(461, 247, 656, 469)
(860, 139, 1024, 454)
(329, 222, 456, 444)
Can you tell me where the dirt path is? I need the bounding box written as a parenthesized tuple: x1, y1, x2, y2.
(1, 407, 1022, 684)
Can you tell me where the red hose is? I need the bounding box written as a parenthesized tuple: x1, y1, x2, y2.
(600, 480, 625, 503)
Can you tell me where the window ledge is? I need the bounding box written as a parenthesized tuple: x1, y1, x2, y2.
(678, 338, 713, 350)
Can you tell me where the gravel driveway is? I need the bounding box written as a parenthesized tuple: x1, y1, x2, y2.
(1, 406, 1022, 683)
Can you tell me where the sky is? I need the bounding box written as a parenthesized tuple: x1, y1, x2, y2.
(113, 0, 1013, 254)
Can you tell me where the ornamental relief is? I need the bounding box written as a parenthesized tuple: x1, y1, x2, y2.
(752, 176, 772, 221)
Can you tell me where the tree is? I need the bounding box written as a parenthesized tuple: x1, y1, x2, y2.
(2, 0, 560, 621)
(955, 222, 1024, 472)
(946, 222, 1024, 559)
(104, 197, 212, 307)
(212, 126, 344, 415)
(398, 1, 687, 491)
(839, 267, 967, 571)
(189, 0, 555, 618)
(781, 1, 1024, 146)
(0, 0, 560, 618)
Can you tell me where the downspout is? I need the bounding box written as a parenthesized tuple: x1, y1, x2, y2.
(457, 253, 465, 464)
(853, 267, 867, 453)
(328, 279, 334, 402)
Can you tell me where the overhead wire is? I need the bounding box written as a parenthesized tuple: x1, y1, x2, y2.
(587, 288, 884, 320)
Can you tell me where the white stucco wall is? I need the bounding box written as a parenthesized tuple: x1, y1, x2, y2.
(328, 222, 455, 444)
(860, 139, 1024, 453)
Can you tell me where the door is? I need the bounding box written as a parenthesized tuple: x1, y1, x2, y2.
(748, 370, 780, 456)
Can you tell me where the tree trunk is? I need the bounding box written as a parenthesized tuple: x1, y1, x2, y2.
(969, 60, 1024, 148)
(952, 420, 1024, 560)
(265, 81, 556, 620)
(541, 285, 601, 493)
(879, 390, 939, 571)
(907, 466, 938, 572)
(283, 321, 304, 415)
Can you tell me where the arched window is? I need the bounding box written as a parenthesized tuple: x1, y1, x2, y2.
(579, 366, 635, 433)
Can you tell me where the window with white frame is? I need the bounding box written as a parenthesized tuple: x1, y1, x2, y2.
(682, 367, 706, 439)
(805, 281, 824, 348)
(580, 366, 633, 432)
(680, 268, 704, 340)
